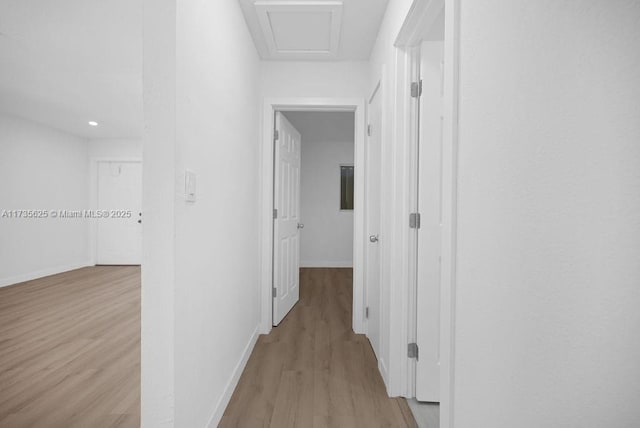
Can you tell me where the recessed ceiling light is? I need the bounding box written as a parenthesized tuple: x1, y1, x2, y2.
(88, 121, 99, 126)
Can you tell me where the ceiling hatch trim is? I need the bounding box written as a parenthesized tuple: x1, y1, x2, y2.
(254, 1, 343, 59)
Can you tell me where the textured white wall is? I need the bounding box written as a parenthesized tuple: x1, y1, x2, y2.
(0, 114, 90, 287)
(454, 1, 640, 426)
(141, 0, 177, 425)
(173, 1, 261, 426)
(261, 61, 369, 98)
(89, 138, 142, 159)
(284, 112, 354, 268)
(142, 0, 262, 427)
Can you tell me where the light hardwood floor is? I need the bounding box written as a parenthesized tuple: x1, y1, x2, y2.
(0, 266, 140, 428)
(220, 268, 417, 428)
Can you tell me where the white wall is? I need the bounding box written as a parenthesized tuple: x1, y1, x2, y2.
(89, 138, 142, 159)
(141, 0, 177, 425)
(174, 1, 261, 426)
(0, 113, 90, 287)
(284, 112, 354, 268)
(454, 1, 640, 427)
(261, 61, 369, 98)
(142, 0, 262, 427)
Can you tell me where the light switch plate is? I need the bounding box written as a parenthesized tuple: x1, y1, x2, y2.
(185, 170, 196, 202)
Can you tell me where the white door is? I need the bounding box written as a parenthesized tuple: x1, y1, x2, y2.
(96, 161, 142, 265)
(416, 41, 444, 402)
(273, 112, 302, 326)
(366, 83, 383, 360)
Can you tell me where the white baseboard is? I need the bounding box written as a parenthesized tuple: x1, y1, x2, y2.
(379, 357, 389, 391)
(206, 325, 259, 428)
(0, 261, 93, 288)
(300, 260, 353, 268)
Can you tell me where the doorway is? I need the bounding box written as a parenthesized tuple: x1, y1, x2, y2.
(272, 111, 358, 326)
(260, 98, 367, 335)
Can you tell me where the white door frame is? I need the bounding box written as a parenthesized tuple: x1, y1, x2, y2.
(89, 157, 143, 265)
(260, 98, 367, 335)
(365, 77, 384, 370)
(395, 0, 460, 427)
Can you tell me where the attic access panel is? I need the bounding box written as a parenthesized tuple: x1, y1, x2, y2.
(255, 1, 343, 59)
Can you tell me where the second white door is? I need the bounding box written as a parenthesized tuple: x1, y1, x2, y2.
(273, 112, 302, 326)
(96, 161, 142, 265)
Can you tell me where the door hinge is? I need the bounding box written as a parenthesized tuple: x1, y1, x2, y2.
(367, 124, 372, 136)
(272, 287, 277, 298)
(365, 306, 369, 319)
(274, 129, 279, 141)
(409, 212, 421, 229)
(408, 342, 419, 360)
(411, 80, 423, 98)
(273, 208, 278, 219)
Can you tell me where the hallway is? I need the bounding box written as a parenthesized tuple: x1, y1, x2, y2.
(220, 268, 416, 427)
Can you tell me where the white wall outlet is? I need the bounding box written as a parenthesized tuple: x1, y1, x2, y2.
(185, 170, 196, 202)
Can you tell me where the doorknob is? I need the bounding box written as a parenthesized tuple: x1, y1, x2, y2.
(369, 235, 379, 243)
(297, 223, 304, 229)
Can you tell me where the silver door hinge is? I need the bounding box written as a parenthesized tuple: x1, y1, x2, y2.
(273, 208, 278, 219)
(365, 307, 369, 319)
(408, 342, 419, 360)
(367, 124, 372, 136)
(274, 129, 279, 140)
(411, 80, 423, 98)
(273, 287, 277, 298)
(409, 212, 421, 229)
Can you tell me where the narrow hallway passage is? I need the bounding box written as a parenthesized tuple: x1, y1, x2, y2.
(220, 268, 416, 427)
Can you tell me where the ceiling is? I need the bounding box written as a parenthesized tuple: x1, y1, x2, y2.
(0, 0, 386, 139)
(239, 0, 389, 60)
(0, 0, 142, 139)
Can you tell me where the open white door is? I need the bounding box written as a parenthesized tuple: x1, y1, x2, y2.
(273, 112, 302, 326)
(96, 161, 142, 265)
(416, 41, 445, 402)
(365, 83, 383, 359)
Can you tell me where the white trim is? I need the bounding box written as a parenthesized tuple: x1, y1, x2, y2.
(379, 358, 389, 392)
(390, 1, 459, 427)
(406, 45, 422, 399)
(300, 261, 353, 268)
(0, 262, 92, 288)
(206, 325, 260, 428)
(369, 80, 381, 104)
(395, 0, 445, 47)
(440, 0, 460, 426)
(260, 97, 366, 335)
(89, 158, 143, 266)
(364, 73, 382, 353)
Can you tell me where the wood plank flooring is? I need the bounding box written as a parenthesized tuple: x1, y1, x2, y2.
(0, 266, 140, 428)
(220, 268, 417, 428)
